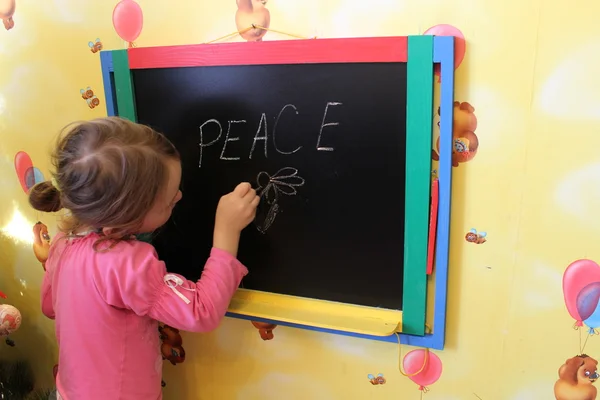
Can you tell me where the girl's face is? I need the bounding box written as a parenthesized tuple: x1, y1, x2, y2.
(139, 158, 183, 233)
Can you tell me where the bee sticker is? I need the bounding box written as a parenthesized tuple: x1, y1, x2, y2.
(368, 373, 386, 385)
(465, 228, 487, 244)
(80, 87, 100, 109)
(88, 38, 103, 53)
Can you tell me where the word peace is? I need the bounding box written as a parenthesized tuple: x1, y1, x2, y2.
(198, 102, 342, 167)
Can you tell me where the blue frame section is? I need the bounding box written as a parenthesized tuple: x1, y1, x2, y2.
(100, 51, 116, 117)
(98, 35, 454, 350)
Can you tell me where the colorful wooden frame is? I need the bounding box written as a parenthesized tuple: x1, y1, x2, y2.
(99, 35, 454, 349)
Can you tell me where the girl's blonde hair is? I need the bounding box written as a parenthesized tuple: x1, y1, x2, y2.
(29, 117, 180, 243)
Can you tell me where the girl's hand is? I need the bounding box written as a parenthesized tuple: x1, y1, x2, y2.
(213, 182, 259, 256)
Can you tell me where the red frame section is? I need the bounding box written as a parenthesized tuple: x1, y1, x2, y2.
(427, 179, 439, 275)
(127, 36, 408, 69)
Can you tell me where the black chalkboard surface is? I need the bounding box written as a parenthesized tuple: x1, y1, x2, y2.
(133, 62, 407, 310)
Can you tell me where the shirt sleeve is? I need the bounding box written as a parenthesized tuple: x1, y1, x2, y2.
(93, 241, 248, 332)
(40, 269, 55, 320)
(40, 237, 62, 320)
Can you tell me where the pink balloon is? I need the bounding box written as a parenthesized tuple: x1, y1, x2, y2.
(14, 151, 33, 193)
(112, 0, 143, 44)
(403, 349, 442, 389)
(423, 24, 466, 82)
(563, 259, 600, 326)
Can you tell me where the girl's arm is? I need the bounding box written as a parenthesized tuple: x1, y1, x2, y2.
(35, 222, 55, 319)
(93, 241, 247, 332)
(40, 269, 55, 319)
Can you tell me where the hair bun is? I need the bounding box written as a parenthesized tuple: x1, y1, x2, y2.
(28, 180, 63, 213)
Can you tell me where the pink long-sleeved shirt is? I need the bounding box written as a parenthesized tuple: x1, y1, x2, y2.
(41, 232, 247, 400)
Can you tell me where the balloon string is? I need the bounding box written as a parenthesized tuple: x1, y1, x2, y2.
(582, 332, 591, 353)
(395, 333, 430, 377)
(205, 26, 253, 44)
(252, 24, 309, 40)
(204, 24, 314, 44)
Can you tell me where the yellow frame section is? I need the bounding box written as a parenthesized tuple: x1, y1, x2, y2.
(228, 289, 402, 336)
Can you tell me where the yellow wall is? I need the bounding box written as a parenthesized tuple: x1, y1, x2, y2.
(1, 0, 599, 398)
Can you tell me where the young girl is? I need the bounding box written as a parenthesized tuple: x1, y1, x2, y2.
(29, 117, 259, 400)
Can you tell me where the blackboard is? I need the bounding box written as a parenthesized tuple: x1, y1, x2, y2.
(132, 61, 407, 310)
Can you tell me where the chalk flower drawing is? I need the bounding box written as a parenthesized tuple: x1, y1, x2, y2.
(254, 167, 305, 233)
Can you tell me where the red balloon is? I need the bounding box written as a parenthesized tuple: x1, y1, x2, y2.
(112, 0, 143, 44)
(403, 349, 442, 390)
(14, 151, 33, 193)
(563, 259, 600, 326)
(423, 24, 466, 82)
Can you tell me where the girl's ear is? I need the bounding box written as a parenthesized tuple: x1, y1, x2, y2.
(101, 227, 114, 236)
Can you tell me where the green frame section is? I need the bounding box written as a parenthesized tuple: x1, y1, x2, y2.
(402, 35, 434, 336)
(112, 50, 137, 122)
(109, 39, 435, 337)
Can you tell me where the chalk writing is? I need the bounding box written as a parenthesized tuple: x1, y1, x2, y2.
(254, 167, 305, 233)
(249, 113, 268, 160)
(316, 102, 342, 151)
(199, 119, 222, 168)
(273, 104, 302, 155)
(220, 120, 246, 161)
(198, 101, 343, 167)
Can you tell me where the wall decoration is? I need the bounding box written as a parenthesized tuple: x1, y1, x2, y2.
(422, 24, 466, 83)
(251, 321, 277, 340)
(88, 38, 103, 53)
(0, 304, 21, 337)
(80, 87, 100, 109)
(432, 101, 479, 167)
(402, 349, 442, 392)
(14, 152, 33, 192)
(465, 228, 487, 244)
(367, 373, 386, 385)
(554, 354, 598, 400)
(112, 0, 143, 47)
(14, 151, 44, 193)
(32, 222, 51, 270)
(578, 282, 600, 336)
(0, 0, 15, 31)
(235, 0, 270, 41)
(25, 167, 44, 191)
(159, 325, 186, 365)
(563, 260, 600, 329)
(0, 292, 16, 347)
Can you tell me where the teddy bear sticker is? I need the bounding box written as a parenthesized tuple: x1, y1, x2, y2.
(159, 324, 186, 365)
(554, 354, 599, 400)
(432, 101, 479, 167)
(235, 0, 270, 41)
